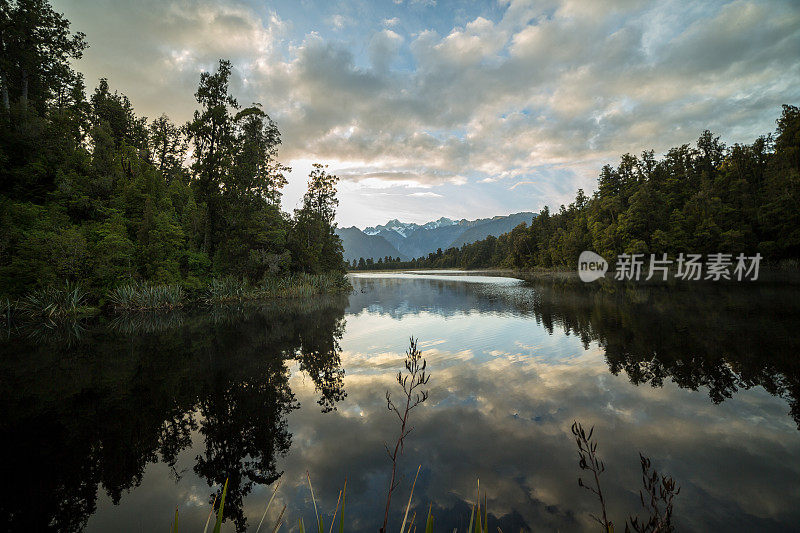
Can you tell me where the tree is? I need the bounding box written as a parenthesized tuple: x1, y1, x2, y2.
(288, 164, 344, 273)
(148, 114, 186, 180)
(0, 0, 87, 115)
(185, 59, 238, 255)
(230, 105, 289, 205)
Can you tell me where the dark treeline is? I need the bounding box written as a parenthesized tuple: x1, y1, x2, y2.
(352, 106, 800, 270)
(0, 0, 344, 299)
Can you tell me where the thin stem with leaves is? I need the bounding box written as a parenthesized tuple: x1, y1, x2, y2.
(571, 420, 613, 532)
(380, 337, 431, 533)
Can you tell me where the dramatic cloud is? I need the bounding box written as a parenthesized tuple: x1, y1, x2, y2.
(52, 0, 800, 225)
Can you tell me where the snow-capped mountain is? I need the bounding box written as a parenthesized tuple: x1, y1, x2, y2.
(337, 212, 535, 262)
(364, 217, 458, 236)
(364, 219, 421, 237)
(421, 217, 456, 230)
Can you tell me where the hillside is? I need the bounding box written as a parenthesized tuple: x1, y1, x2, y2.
(399, 224, 468, 258)
(335, 227, 405, 262)
(447, 212, 535, 248)
(339, 212, 536, 262)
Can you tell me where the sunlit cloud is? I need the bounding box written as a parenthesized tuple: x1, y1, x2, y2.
(52, 0, 800, 226)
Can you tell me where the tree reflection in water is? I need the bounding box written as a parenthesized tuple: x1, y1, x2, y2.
(0, 296, 348, 532)
(2, 277, 799, 531)
(515, 277, 800, 429)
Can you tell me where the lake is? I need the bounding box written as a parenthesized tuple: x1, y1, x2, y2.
(1, 272, 799, 532)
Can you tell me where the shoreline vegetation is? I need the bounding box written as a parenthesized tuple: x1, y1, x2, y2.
(1, 272, 351, 321)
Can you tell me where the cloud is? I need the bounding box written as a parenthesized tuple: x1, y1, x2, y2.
(409, 192, 443, 198)
(368, 29, 404, 71)
(53, 0, 800, 225)
(509, 180, 536, 190)
(328, 14, 349, 30)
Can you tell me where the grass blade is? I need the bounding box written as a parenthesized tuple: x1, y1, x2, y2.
(306, 470, 323, 533)
(328, 490, 342, 533)
(213, 478, 229, 533)
(339, 479, 346, 533)
(256, 479, 283, 533)
(203, 494, 218, 533)
(299, 518, 305, 533)
(173, 506, 179, 533)
(425, 503, 433, 533)
(399, 465, 422, 533)
(476, 496, 482, 533)
(271, 504, 287, 533)
(483, 494, 488, 533)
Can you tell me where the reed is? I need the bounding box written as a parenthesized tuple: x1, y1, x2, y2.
(109, 281, 184, 311)
(205, 273, 352, 303)
(205, 277, 254, 303)
(261, 273, 351, 299)
(163, 343, 680, 533)
(18, 281, 88, 318)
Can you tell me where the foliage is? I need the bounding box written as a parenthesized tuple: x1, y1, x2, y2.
(572, 421, 612, 531)
(627, 455, 680, 533)
(203, 273, 351, 304)
(382, 338, 431, 533)
(108, 280, 184, 311)
(572, 421, 680, 533)
(17, 280, 87, 317)
(0, 1, 345, 302)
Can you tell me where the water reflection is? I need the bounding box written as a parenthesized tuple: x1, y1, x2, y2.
(2, 275, 799, 532)
(517, 279, 800, 429)
(0, 297, 348, 532)
(348, 274, 800, 428)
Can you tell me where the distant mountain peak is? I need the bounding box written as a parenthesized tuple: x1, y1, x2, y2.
(343, 211, 535, 262)
(422, 217, 455, 230)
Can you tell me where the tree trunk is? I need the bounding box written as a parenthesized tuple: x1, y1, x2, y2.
(0, 73, 9, 115)
(21, 70, 28, 110)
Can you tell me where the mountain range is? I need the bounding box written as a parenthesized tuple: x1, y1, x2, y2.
(336, 212, 535, 262)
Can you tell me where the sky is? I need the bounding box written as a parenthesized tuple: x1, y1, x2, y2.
(51, 0, 800, 228)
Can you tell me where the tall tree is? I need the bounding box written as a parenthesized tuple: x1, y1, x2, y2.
(230, 105, 289, 205)
(148, 113, 186, 181)
(0, 0, 86, 115)
(288, 164, 344, 273)
(185, 59, 238, 255)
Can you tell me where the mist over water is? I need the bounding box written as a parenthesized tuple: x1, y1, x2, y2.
(2, 273, 799, 532)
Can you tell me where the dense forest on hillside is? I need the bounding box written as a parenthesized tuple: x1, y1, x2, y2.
(352, 105, 800, 271)
(0, 0, 344, 301)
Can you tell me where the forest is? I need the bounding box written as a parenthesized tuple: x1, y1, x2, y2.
(352, 105, 800, 271)
(0, 0, 345, 303)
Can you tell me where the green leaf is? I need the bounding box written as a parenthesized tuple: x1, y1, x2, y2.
(338, 479, 346, 533)
(476, 498, 482, 533)
(400, 466, 421, 533)
(213, 478, 228, 533)
(483, 494, 488, 533)
(424, 504, 433, 533)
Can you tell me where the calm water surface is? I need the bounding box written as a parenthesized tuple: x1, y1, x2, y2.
(2, 272, 799, 532)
